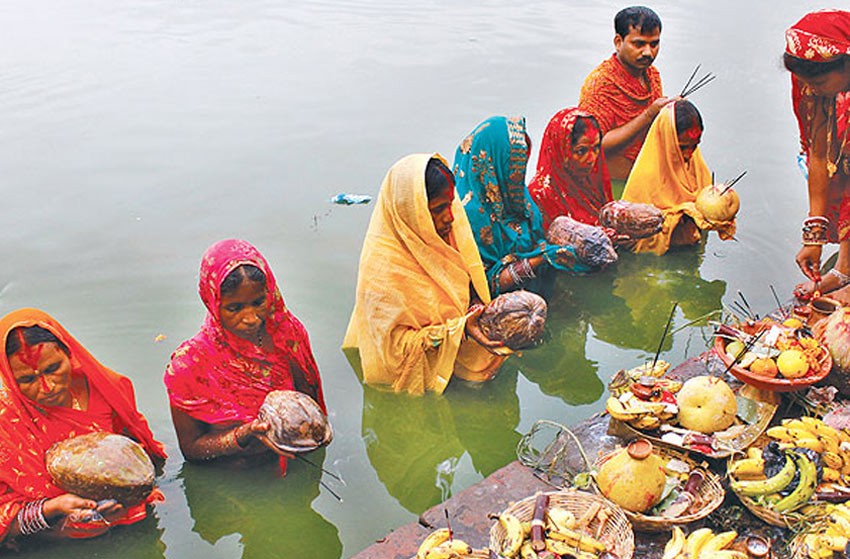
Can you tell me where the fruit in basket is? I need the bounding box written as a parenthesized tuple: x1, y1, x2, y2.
(597, 439, 666, 513)
(675, 376, 737, 434)
(748, 357, 778, 377)
(772, 451, 818, 513)
(776, 349, 809, 378)
(730, 453, 795, 496)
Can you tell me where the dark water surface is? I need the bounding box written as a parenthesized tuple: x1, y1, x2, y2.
(0, 1, 828, 557)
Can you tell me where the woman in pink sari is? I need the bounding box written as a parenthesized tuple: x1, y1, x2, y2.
(164, 239, 325, 470)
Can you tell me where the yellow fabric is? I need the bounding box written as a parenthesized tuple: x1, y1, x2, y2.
(622, 103, 736, 254)
(342, 153, 505, 395)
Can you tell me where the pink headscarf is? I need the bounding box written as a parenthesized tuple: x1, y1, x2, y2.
(164, 239, 325, 426)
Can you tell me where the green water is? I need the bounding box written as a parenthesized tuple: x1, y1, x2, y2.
(0, 0, 832, 557)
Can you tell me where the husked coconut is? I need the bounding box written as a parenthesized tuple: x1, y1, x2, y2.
(598, 200, 663, 239)
(46, 432, 155, 506)
(676, 376, 737, 434)
(257, 390, 332, 454)
(695, 184, 740, 222)
(546, 216, 617, 268)
(478, 290, 547, 350)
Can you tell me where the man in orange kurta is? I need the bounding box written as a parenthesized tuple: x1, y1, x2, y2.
(579, 6, 673, 181)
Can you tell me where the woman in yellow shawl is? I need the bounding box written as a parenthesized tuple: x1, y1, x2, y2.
(343, 154, 506, 395)
(621, 99, 735, 254)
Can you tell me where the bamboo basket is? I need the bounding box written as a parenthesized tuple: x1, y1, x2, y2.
(593, 445, 725, 532)
(489, 489, 634, 559)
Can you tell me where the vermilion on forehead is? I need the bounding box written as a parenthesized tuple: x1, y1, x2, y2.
(679, 126, 702, 142)
(15, 330, 43, 370)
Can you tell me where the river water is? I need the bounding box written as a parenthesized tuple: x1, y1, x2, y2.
(0, 1, 829, 557)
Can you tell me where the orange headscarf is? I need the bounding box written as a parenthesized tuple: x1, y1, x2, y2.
(0, 308, 166, 540)
(622, 103, 734, 254)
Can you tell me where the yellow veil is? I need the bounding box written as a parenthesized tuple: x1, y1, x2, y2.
(342, 153, 504, 395)
(622, 103, 735, 254)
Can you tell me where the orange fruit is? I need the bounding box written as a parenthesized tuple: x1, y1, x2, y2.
(749, 357, 778, 378)
(776, 349, 809, 379)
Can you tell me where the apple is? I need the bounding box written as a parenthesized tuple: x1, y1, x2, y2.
(695, 184, 740, 222)
(676, 375, 737, 434)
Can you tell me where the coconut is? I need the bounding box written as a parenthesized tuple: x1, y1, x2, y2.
(46, 432, 155, 506)
(597, 439, 666, 513)
(478, 290, 547, 350)
(598, 200, 663, 239)
(257, 390, 332, 454)
(815, 307, 850, 396)
(546, 216, 617, 268)
(695, 184, 740, 222)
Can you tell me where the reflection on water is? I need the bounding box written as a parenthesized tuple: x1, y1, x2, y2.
(361, 370, 520, 513)
(179, 454, 342, 559)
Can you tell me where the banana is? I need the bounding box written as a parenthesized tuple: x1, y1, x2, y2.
(801, 416, 841, 441)
(817, 534, 850, 551)
(423, 546, 462, 559)
(417, 528, 452, 559)
(767, 426, 816, 443)
(606, 396, 646, 421)
(701, 530, 738, 553)
(684, 527, 714, 559)
(519, 541, 539, 559)
(545, 538, 598, 558)
(828, 512, 850, 537)
(545, 507, 575, 533)
(498, 513, 525, 558)
(729, 457, 764, 479)
(661, 526, 685, 559)
(444, 540, 472, 555)
(832, 504, 850, 524)
(778, 436, 825, 454)
(547, 526, 607, 554)
(631, 415, 662, 430)
(823, 451, 845, 470)
(747, 447, 763, 460)
(824, 467, 842, 483)
(773, 451, 818, 513)
(730, 453, 796, 496)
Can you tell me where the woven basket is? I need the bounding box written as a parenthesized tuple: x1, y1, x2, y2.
(489, 489, 634, 559)
(593, 445, 725, 532)
(409, 549, 491, 559)
(727, 437, 819, 529)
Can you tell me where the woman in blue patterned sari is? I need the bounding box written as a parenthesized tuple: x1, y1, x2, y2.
(452, 116, 590, 296)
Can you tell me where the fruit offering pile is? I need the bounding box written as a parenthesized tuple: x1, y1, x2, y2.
(796, 501, 850, 558)
(606, 362, 742, 455)
(491, 501, 611, 559)
(718, 317, 826, 380)
(661, 526, 743, 559)
(728, 416, 850, 514)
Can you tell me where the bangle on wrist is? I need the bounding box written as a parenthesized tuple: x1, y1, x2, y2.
(802, 217, 829, 246)
(17, 498, 50, 536)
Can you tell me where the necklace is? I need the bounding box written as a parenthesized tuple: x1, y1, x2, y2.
(825, 101, 849, 178)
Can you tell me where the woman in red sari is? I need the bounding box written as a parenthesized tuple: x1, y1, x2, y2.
(528, 107, 613, 229)
(0, 308, 166, 544)
(164, 239, 325, 469)
(785, 11, 850, 299)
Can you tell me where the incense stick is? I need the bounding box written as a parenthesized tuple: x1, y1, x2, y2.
(682, 73, 716, 97)
(651, 302, 678, 369)
(721, 170, 747, 194)
(769, 284, 787, 318)
(737, 290, 756, 320)
(295, 454, 343, 482)
(679, 64, 701, 97)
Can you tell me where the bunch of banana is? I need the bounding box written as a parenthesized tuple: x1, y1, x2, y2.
(797, 502, 850, 559)
(605, 390, 677, 431)
(662, 526, 744, 559)
(728, 445, 819, 514)
(492, 508, 609, 559)
(766, 416, 850, 488)
(415, 528, 477, 559)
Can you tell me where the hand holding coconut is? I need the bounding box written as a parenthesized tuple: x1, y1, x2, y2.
(694, 171, 744, 226)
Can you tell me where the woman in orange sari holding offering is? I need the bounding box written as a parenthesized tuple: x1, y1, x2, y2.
(0, 308, 166, 545)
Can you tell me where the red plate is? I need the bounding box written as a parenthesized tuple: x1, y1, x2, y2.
(713, 337, 832, 392)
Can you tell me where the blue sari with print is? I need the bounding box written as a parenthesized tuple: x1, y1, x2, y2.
(452, 116, 588, 296)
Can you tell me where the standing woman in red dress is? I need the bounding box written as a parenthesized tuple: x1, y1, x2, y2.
(786, 11, 850, 299)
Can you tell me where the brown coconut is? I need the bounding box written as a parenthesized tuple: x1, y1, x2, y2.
(46, 432, 155, 506)
(478, 290, 547, 350)
(257, 390, 333, 454)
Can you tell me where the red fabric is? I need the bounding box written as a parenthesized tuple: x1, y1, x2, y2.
(788, 11, 850, 242)
(578, 54, 663, 162)
(528, 107, 613, 228)
(164, 239, 325, 471)
(786, 10, 850, 62)
(0, 308, 166, 541)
